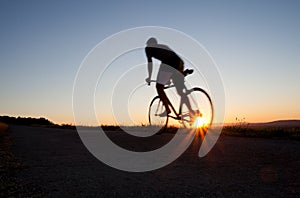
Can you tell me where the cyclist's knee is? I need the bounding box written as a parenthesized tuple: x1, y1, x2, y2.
(175, 87, 184, 96)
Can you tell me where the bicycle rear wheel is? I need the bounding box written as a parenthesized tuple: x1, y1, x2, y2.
(148, 96, 169, 128)
(180, 87, 214, 129)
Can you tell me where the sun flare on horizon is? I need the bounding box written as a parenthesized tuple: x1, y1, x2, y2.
(192, 116, 207, 129)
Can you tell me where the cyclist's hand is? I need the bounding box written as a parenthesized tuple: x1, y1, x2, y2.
(145, 77, 151, 86)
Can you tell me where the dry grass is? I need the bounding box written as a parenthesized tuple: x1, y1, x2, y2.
(0, 122, 44, 196)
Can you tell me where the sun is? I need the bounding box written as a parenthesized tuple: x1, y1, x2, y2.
(192, 116, 207, 129)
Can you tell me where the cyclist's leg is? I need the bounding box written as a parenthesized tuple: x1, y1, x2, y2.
(172, 71, 193, 114)
(156, 66, 173, 115)
(156, 83, 171, 115)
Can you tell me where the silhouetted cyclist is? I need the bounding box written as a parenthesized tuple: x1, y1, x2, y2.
(145, 37, 194, 117)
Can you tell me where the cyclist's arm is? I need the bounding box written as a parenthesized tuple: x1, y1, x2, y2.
(147, 62, 153, 84)
(145, 48, 153, 84)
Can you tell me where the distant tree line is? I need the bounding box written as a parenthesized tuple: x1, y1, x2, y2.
(0, 116, 77, 129)
(0, 116, 55, 126)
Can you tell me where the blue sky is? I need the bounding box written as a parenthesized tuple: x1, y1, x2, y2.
(0, 0, 299, 124)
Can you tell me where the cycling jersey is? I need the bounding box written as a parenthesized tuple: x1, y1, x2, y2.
(145, 44, 183, 72)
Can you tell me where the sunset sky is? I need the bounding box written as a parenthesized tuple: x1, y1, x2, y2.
(1, 0, 299, 125)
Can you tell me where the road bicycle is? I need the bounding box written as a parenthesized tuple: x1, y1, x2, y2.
(148, 70, 214, 130)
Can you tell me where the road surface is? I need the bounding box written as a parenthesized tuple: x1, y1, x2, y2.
(10, 125, 300, 197)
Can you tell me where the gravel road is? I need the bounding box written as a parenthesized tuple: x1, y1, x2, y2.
(10, 125, 300, 197)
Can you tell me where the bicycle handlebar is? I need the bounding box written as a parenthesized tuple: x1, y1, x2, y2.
(146, 80, 175, 89)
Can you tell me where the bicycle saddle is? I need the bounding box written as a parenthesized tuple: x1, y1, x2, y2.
(183, 69, 194, 76)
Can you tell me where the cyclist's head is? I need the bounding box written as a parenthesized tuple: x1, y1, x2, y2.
(146, 37, 158, 47)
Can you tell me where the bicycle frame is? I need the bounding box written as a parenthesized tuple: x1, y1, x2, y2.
(156, 81, 193, 123)
(148, 75, 214, 128)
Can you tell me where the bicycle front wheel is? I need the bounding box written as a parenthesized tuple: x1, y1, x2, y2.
(148, 96, 169, 128)
(180, 87, 214, 129)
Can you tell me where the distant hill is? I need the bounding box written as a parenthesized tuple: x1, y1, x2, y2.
(223, 120, 300, 139)
(249, 120, 300, 128)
